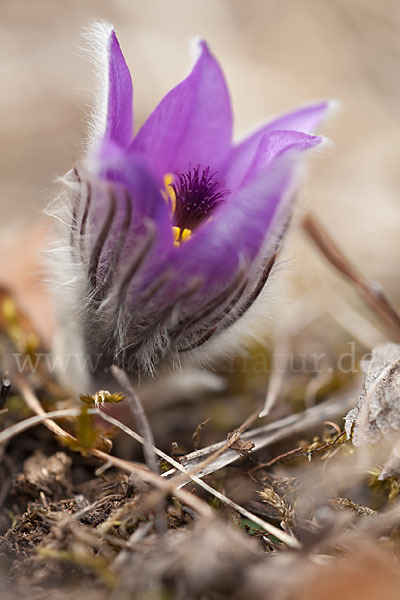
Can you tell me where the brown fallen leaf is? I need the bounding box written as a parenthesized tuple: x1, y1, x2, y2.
(345, 342, 400, 445)
(227, 430, 255, 456)
(0, 218, 54, 348)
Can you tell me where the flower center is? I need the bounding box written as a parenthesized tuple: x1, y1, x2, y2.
(164, 167, 228, 245)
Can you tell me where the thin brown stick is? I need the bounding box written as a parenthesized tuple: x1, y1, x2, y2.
(249, 431, 346, 476)
(250, 446, 304, 473)
(0, 407, 86, 445)
(111, 365, 159, 476)
(260, 335, 290, 417)
(163, 390, 355, 481)
(12, 377, 299, 548)
(111, 364, 166, 533)
(303, 212, 400, 341)
(171, 406, 261, 490)
(13, 375, 211, 520)
(92, 410, 300, 548)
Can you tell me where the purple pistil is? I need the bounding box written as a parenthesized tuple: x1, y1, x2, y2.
(170, 166, 228, 231)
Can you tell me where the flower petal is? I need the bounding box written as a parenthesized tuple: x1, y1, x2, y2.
(96, 140, 173, 244)
(261, 100, 333, 133)
(105, 31, 133, 147)
(131, 40, 233, 181)
(225, 100, 331, 191)
(85, 141, 173, 297)
(149, 151, 299, 312)
(240, 130, 322, 188)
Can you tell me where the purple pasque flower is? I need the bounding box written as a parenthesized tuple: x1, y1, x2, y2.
(56, 24, 332, 384)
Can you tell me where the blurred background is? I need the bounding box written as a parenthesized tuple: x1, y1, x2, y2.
(2, 4, 400, 593)
(0, 0, 399, 352)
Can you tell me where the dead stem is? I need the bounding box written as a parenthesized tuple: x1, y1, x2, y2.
(11, 375, 300, 548)
(111, 364, 167, 533)
(163, 390, 355, 481)
(303, 212, 400, 341)
(250, 446, 304, 475)
(12, 374, 212, 520)
(260, 334, 290, 417)
(111, 365, 159, 476)
(170, 406, 262, 490)
(249, 431, 346, 477)
(94, 410, 301, 548)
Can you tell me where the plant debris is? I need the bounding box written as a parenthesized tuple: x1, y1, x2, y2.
(1, 215, 400, 600)
(345, 343, 400, 445)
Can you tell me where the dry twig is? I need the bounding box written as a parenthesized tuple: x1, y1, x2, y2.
(163, 390, 355, 481)
(111, 365, 159, 476)
(303, 212, 400, 341)
(10, 375, 300, 548)
(12, 374, 212, 520)
(111, 365, 167, 532)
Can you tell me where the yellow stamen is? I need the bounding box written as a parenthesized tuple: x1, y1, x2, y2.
(163, 173, 176, 213)
(173, 226, 192, 247)
(181, 228, 192, 242)
(164, 174, 192, 247)
(173, 226, 180, 247)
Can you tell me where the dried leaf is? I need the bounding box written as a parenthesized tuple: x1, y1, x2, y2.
(229, 438, 256, 456)
(345, 343, 400, 445)
(0, 220, 54, 347)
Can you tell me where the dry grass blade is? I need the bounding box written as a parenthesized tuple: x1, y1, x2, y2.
(163, 390, 356, 481)
(303, 212, 400, 341)
(13, 374, 212, 519)
(111, 365, 159, 475)
(168, 406, 261, 491)
(260, 335, 290, 417)
(93, 409, 300, 548)
(111, 364, 167, 533)
(0, 406, 86, 445)
(10, 376, 299, 548)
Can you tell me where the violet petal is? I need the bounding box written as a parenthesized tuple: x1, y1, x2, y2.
(238, 130, 322, 189)
(105, 31, 133, 147)
(151, 152, 300, 306)
(225, 100, 331, 191)
(130, 40, 232, 181)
